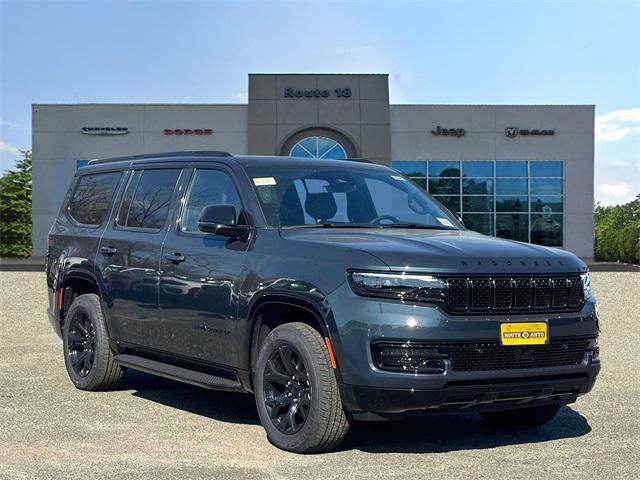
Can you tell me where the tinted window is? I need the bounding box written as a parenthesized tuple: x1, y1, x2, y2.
(119, 169, 180, 230)
(530, 161, 563, 177)
(68, 172, 121, 225)
(496, 161, 527, 177)
(180, 169, 243, 233)
(462, 161, 493, 177)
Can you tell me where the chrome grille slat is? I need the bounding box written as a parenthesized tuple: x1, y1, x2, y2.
(446, 275, 584, 313)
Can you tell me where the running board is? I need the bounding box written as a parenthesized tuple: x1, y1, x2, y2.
(114, 354, 243, 392)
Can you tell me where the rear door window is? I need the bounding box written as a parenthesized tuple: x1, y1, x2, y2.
(68, 172, 122, 226)
(117, 169, 180, 230)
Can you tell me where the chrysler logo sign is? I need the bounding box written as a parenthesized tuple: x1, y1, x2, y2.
(505, 127, 554, 138)
(164, 129, 212, 135)
(81, 127, 129, 135)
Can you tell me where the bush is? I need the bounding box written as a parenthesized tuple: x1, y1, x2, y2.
(594, 194, 640, 263)
(0, 150, 32, 257)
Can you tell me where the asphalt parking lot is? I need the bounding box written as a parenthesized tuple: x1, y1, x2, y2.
(1, 271, 639, 480)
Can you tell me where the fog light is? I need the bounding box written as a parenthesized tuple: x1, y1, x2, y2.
(373, 343, 448, 373)
(588, 338, 600, 363)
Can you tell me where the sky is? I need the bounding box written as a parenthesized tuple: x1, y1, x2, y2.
(1, 0, 638, 205)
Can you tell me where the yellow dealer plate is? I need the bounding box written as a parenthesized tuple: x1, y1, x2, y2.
(500, 322, 548, 346)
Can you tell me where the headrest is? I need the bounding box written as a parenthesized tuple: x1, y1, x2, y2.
(305, 192, 337, 222)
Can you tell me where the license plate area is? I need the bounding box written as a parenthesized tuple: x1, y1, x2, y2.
(500, 321, 548, 346)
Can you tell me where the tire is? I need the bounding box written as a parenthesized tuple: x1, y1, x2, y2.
(481, 404, 561, 429)
(254, 322, 350, 453)
(62, 293, 125, 391)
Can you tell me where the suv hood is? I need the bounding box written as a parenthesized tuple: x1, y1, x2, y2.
(280, 228, 586, 275)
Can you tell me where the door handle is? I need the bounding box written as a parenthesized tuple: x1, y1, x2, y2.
(100, 246, 118, 256)
(165, 252, 185, 263)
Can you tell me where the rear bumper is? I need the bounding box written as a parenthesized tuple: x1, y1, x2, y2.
(340, 365, 599, 419)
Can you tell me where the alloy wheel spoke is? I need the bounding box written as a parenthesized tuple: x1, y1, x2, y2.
(278, 346, 295, 375)
(286, 403, 299, 432)
(264, 359, 289, 387)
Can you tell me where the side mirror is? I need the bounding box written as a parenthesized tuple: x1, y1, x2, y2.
(197, 205, 248, 238)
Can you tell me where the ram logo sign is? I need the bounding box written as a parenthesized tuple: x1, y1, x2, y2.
(505, 127, 554, 138)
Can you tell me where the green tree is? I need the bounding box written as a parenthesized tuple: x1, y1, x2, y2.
(0, 150, 32, 257)
(594, 193, 640, 263)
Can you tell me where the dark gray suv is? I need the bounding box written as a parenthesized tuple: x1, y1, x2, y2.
(46, 151, 600, 452)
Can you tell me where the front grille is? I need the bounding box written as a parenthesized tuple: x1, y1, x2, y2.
(446, 275, 584, 313)
(439, 338, 591, 372)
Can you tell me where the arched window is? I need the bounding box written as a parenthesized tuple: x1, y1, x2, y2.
(289, 136, 347, 160)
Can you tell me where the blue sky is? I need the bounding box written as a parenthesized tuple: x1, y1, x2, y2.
(1, 0, 638, 205)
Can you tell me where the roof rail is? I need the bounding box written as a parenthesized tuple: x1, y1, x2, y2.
(89, 150, 233, 165)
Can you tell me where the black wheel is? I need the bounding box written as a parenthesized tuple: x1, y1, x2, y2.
(254, 323, 350, 453)
(63, 294, 125, 391)
(481, 404, 561, 429)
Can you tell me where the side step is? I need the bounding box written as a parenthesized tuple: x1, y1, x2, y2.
(114, 354, 243, 392)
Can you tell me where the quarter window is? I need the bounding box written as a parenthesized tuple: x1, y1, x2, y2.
(68, 172, 121, 226)
(180, 169, 243, 233)
(118, 169, 180, 230)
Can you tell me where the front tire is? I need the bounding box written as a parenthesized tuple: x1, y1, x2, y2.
(254, 322, 350, 453)
(62, 293, 125, 391)
(481, 404, 561, 429)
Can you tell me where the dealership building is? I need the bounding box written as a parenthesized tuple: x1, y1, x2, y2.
(31, 73, 595, 258)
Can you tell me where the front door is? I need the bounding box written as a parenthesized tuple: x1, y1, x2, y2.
(96, 168, 182, 348)
(159, 167, 250, 365)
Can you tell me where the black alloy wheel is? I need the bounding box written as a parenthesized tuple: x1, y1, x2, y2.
(263, 344, 311, 434)
(67, 310, 96, 377)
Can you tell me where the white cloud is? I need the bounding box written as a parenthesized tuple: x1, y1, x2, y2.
(233, 92, 248, 103)
(595, 108, 640, 142)
(0, 141, 21, 155)
(597, 182, 634, 198)
(0, 118, 29, 134)
(610, 160, 640, 167)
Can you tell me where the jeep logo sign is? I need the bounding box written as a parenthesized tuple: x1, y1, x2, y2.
(431, 126, 466, 138)
(505, 127, 554, 138)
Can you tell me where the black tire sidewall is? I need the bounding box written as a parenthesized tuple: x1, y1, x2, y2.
(62, 294, 109, 390)
(254, 325, 327, 451)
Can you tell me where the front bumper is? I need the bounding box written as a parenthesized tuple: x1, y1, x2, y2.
(326, 283, 601, 415)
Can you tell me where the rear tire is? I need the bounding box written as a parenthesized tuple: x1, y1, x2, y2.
(62, 293, 125, 391)
(481, 404, 561, 429)
(254, 322, 350, 453)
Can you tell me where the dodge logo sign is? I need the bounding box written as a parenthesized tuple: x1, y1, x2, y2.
(81, 127, 129, 136)
(505, 127, 554, 138)
(164, 129, 213, 135)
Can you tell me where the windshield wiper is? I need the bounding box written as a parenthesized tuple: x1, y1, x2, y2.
(379, 223, 456, 230)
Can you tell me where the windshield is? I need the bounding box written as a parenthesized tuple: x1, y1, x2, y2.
(246, 164, 462, 229)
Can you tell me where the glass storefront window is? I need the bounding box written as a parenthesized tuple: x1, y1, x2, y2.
(463, 213, 494, 236)
(463, 161, 493, 177)
(390, 160, 564, 246)
(531, 178, 563, 195)
(496, 195, 528, 212)
(530, 161, 563, 177)
(496, 213, 529, 242)
(429, 178, 460, 195)
(429, 161, 461, 177)
(496, 161, 527, 177)
(290, 136, 347, 159)
(496, 178, 528, 195)
(463, 196, 493, 212)
(463, 177, 493, 194)
(531, 214, 563, 246)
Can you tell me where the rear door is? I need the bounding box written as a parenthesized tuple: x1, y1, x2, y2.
(158, 167, 250, 365)
(96, 167, 182, 348)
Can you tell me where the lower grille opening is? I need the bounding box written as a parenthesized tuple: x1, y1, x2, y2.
(373, 339, 594, 373)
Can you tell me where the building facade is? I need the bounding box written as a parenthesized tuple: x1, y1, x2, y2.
(32, 73, 595, 258)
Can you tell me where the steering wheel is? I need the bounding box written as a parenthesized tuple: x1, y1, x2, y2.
(369, 214, 401, 225)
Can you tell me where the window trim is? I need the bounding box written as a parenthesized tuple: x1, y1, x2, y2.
(175, 166, 250, 239)
(112, 168, 183, 233)
(66, 171, 123, 228)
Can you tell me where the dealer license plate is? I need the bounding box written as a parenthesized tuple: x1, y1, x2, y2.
(500, 322, 548, 346)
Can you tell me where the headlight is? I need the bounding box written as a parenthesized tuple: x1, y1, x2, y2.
(348, 271, 446, 303)
(581, 272, 592, 300)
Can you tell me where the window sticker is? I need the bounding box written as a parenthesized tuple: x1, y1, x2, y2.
(391, 175, 406, 181)
(253, 177, 277, 186)
(436, 217, 454, 227)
